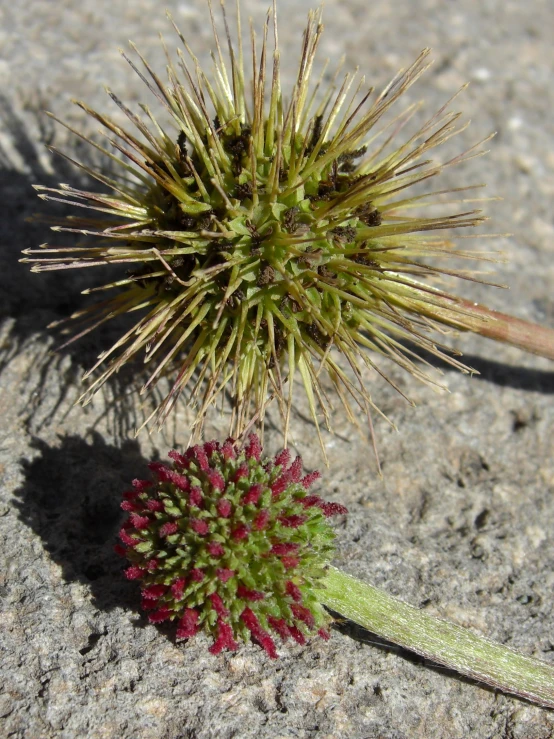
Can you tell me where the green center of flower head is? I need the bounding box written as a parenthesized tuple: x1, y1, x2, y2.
(118, 434, 346, 657)
(27, 4, 489, 454)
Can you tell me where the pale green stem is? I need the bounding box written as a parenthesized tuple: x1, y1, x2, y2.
(320, 566, 554, 708)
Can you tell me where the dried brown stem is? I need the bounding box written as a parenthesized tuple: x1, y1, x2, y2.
(441, 298, 554, 362)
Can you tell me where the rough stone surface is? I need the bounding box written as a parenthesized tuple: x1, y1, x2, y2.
(1, 0, 554, 737)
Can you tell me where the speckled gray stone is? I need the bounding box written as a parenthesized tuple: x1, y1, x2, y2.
(1, 0, 554, 737)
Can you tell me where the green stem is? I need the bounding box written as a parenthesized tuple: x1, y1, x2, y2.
(320, 566, 554, 708)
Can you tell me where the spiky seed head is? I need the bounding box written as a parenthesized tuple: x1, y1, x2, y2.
(117, 434, 346, 656)
(24, 3, 494, 457)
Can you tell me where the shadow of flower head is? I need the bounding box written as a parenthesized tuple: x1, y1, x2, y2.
(12, 431, 156, 614)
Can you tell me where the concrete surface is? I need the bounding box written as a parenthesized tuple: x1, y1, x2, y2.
(1, 0, 554, 736)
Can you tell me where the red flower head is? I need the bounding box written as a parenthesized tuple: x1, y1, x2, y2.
(118, 435, 346, 657)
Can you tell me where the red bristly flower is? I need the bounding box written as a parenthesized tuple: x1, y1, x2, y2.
(118, 434, 346, 657)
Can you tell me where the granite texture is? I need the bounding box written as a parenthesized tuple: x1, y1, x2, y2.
(1, 0, 554, 736)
